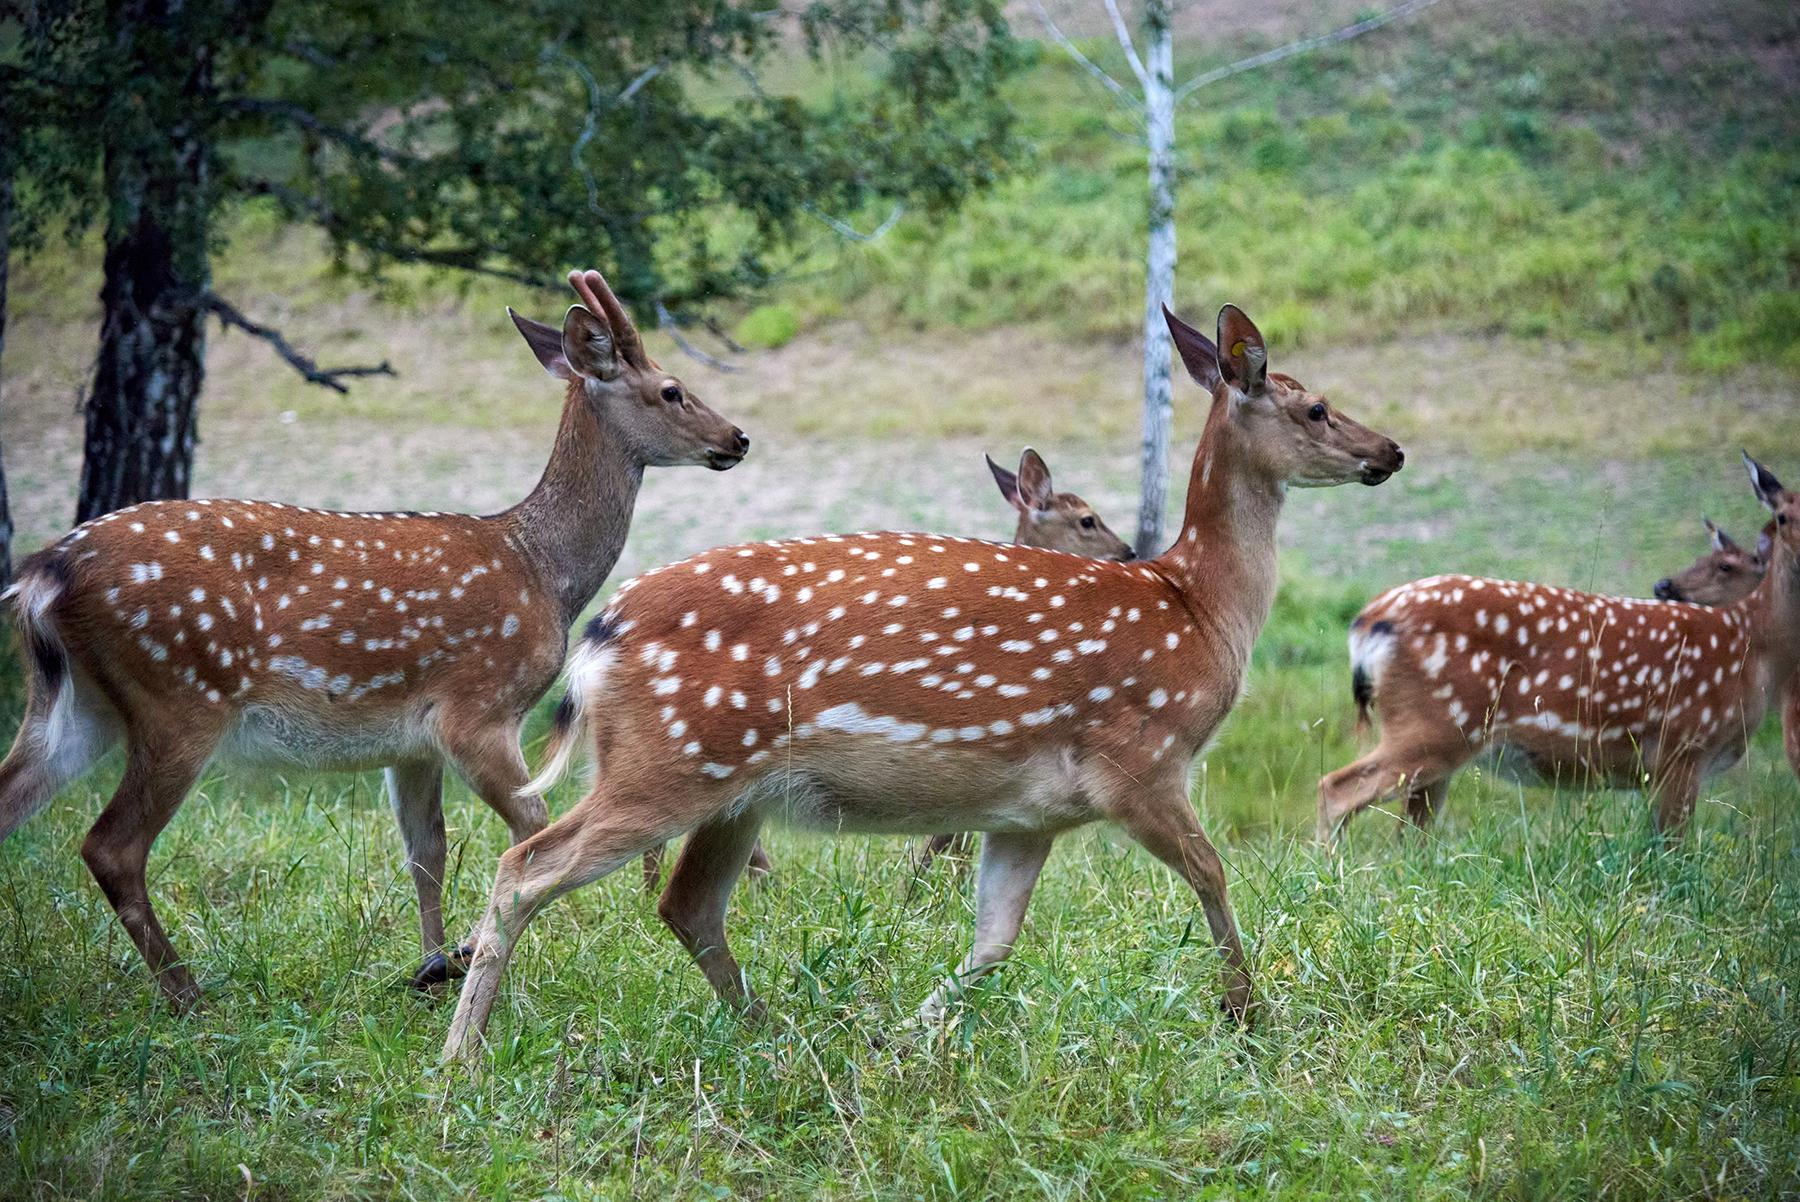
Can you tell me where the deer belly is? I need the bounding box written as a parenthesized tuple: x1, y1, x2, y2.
(219, 702, 434, 771)
(746, 742, 1094, 836)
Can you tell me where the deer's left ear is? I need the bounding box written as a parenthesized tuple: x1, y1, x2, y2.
(1704, 517, 1739, 554)
(1016, 449, 1055, 512)
(1216, 304, 1269, 396)
(1743, 451, 1786, 512)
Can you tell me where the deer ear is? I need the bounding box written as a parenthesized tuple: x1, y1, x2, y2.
(1163, 304, 1220, 390)
(1756, 526, 1774, 561)
(1016, 449, 1054, 511)
(1216, 304, 1269, 395)
(562, 304, 622, 381)
(1704, 517, 1739, 554)
(1743, 451, 1786, 512)
(510, 308, 573, 379)
(986, 453, 1022, 511)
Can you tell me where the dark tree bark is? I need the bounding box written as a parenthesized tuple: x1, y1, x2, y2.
(0, 167, 13, 589)
(75, 0, 213, 524)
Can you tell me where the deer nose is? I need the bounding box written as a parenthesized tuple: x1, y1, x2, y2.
(732, 429, 750, 455)
(1389, 442, 1405, 469)
(1654, 578, 1675, 600)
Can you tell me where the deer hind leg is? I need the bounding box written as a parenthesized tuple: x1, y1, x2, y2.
(1106, 783, 1253, 1025)
(914, 831, 976, 872)
(0, 671, 121, 845)
(915, 830, 1054, 1029)
(1650, 758, 1702, 840)
(81, 731, 216, 1010)
(647, 837, 770, 894)
(1318, 728, 1473, 844)
(441, 784, 709, 1063)
(656, 808, 767, 1014)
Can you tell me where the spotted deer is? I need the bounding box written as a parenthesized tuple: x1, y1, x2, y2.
(1319, 454, 1800, 842)
(0, 269, 749, 1009)
(1654, 516, 1800, 785)
(440, 301, 1405, 1062)
(640, 447, 1137, 888)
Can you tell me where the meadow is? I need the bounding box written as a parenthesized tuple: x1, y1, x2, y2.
(2, 0, 1798, 1197)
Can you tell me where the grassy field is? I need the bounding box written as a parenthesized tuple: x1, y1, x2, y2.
(4, 0, 1800, 1197)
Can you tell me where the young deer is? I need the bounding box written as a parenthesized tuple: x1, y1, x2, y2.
(640, 447, 1137, 888)
(441, 302, 1404, 1062)
(1319, 454, 1800, 842)
(0, 269, 748, 1009)
(1654, 517, 1800, 785)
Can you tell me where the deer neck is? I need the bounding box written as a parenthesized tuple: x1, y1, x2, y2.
(1152, 402, 1284, 667)
(500, 384, 644, 625)
(1743, 546, 1800, 707)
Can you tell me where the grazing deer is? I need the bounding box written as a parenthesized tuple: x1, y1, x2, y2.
(441, 302, 1405, 1062)
(640, 447, 1137, 888)
(1319, 454, 1800, 842)
(0, 269, 748, 1009)
(1654, 517, 1800, 785)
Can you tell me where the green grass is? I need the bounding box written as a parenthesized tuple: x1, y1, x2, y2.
(1, 561, 1796, 1199)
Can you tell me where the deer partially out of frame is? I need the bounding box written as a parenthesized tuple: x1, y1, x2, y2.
(1655, 516, 1800, 785)
(440, 302, 1405, 1062)
(1318, 454, 1800, 842)
(0, 269, 749, 1009)
(640, 447, 1137, 888)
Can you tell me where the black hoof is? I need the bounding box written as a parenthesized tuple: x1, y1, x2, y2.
(410, 953, 452, 991)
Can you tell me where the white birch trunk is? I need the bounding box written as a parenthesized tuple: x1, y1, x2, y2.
(1134, 0, 1177, 558)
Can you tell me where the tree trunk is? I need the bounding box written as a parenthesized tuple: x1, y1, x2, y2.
(75, 0, 212, 524)
(0, 167, 13, 588)
(1133, 0, 1177, 558)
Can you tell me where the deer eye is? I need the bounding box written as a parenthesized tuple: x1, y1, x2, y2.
(660, 384, 682, 403)
(1718, 562, 1734, 573)
(1307, 402, 1327, 422)
(1079, 516, 1097, 530)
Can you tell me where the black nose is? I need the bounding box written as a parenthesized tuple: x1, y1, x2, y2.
(1390, 442, 1405, 469)
(1118, 547, 1137, 562)
(1654, 579, 1674, 600)
(732, 429, 750, 454)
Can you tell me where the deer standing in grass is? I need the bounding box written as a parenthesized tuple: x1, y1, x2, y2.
(1655, 516, 1800, 785)
(0, 269, 749, 1008)
(1319, 454, 1800, 842)
(640, 447, 1136, 888)
(441, 302, 1405, 1062)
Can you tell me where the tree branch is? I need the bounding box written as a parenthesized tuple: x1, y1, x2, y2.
(1175, 0, 1446, 104)
(800, 202, 904, 243)
(1100, 0, 1150, 88)
(654, 300, 738, 372)
(223, 97, 416, 165)
(1030, 0, 1144, 116)
(204, 293, 395, 394)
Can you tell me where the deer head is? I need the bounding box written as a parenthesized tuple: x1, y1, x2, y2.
(509, 270, 748, 471)
(1654, 517, 1769, 604)
(1166, 304, 1403, 489)
(986, 449, 1134, 561)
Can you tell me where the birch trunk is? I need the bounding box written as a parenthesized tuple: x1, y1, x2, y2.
(0, 167, 13, 588)
(1133, 0, 1177, 558)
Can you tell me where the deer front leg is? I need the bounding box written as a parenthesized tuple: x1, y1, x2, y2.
(1650, 758, 1702, 840)
(387, 760, 453, 988)
(1108, 783, 1253, 1025)
(656, 809, 767, 1015)
(915, 831, 1054, 1029)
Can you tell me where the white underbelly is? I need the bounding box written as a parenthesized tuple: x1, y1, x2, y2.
(218, 704, 436, 772)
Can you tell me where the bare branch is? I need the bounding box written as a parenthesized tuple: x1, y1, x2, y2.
(1030, 0, 1145, 116)
(1175, 0, 1446, 104)
(204, 293, 395, 394)
(223, 97, 415, 165)
(801, 203, 904, 243)
(617, 62, 666, 103)
(655, 300, 738, 372)
(1100, 0, 1150, 87)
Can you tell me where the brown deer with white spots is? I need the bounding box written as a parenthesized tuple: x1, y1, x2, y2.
(1654, 516, 1800, 786)
(0, 269, 748, 1009)
(640, 447, 1137, 888)
(440, 301, 1405, 1062)
(1319, 454, 1800, 843)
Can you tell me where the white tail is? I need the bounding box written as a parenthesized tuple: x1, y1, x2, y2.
(1320, 453, 1800, 841)
(443, 301, 1406, 1062)
(0, 268, 749, 1009)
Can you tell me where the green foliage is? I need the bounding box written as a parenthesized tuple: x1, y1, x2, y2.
(3, 0, 1021, 313)
(733, 302, 803, 350)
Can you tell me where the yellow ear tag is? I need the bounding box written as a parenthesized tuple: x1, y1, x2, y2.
(1231, 339, 1247, 358)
